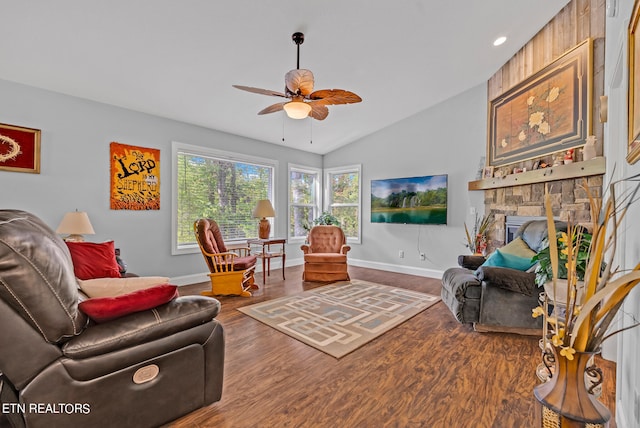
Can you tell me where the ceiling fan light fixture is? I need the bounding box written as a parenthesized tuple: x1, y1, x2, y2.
(283, 100, 311, 119)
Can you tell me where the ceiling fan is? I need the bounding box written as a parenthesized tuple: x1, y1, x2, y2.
(233, 32, 362, 120)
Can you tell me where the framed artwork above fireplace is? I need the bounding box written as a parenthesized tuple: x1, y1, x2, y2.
(488, 39, 592, 167)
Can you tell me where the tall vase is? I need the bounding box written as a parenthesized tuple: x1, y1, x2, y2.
(534, 347, 610, 427)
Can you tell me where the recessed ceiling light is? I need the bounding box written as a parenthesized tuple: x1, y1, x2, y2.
(493, 36, 507, 46)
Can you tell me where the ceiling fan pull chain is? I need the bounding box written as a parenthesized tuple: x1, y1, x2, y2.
(282, 112, 286, 142)
(310, 118, 313, 144)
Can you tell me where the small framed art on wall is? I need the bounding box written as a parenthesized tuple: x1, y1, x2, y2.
(0, 123, 41, 174)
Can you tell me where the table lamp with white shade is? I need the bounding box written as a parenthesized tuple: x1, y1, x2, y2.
(56, 210, 95, 242)
(252, 200, 275, 239)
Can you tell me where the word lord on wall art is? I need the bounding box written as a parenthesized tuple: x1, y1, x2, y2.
(110, 142, 160, 210)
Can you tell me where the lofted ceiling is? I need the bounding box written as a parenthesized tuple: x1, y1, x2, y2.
(0, 1, 570, 154)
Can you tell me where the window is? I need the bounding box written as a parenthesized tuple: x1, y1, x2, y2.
(288, 164, 321, 241)
(325, 164, 361, 244)
(172, 142, 277, 254)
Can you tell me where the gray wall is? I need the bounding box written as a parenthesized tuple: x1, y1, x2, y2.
(324, 83, 487, 276)
(1, 78, 487, 281)
(604, 1, 640, 426)
(0, 78, 322, 280)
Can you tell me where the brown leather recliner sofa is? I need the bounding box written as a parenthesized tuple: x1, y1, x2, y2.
(0, 210, 225, 428)
(301, 225, 351, 282)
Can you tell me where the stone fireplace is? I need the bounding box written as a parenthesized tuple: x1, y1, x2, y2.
(484, 175, 602, 253)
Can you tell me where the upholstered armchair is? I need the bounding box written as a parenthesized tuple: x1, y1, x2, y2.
(301, 225, 351, 282)
(0, 210, 225, 428)
(194, 218, 257, 297)
(441, 219, 568, 335)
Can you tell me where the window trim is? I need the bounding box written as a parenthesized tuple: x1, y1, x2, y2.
(171, 141, 278, 255)
(324, 164, 362, 244)
(287, 163, 322, 243)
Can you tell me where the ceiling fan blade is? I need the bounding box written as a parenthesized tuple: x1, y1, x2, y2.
(307, 102, 329, 120)
(308, 89, 362, 105)
(285, 69, 314, 96)
(233, 85, 288, 98)
(258, 102, 286, 115)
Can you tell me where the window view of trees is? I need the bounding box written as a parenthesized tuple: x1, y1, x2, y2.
(173, 144, 358, 251)
(176, 151, 273, 247)
(289, 167, 320, 239)
(327, 168, 360, 241)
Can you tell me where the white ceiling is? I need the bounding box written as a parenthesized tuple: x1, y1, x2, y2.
(0, 0, 570, 155)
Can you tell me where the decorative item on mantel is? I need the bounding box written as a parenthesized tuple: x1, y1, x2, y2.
(582, 136, 597, 161)
(553, 152, 565, 167)
(563, 149, 575, 164)
(464, 212, 494, 256)
(531, 174, 640, 427)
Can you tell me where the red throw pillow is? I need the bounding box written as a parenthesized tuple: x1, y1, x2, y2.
(79, 284, 179, 323)
(66, 241, 121, 280)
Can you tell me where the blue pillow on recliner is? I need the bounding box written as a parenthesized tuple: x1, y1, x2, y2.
(477, 248, 535, 271)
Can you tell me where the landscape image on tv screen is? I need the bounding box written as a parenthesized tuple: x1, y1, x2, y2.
(371, 174, 447, 225)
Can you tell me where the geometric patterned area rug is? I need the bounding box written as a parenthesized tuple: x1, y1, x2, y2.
(237, 279, 441, 358)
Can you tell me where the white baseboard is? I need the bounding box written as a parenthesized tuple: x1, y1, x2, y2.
(171, 258, 443, 286)
(170, 272, 209, 286)
(278, 257, 443, 279)
(348, 258, 444, 279)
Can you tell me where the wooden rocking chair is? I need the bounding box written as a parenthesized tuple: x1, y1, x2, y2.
(194, 218, 257, 297)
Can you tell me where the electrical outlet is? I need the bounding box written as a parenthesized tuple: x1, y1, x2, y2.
(399, 250, 404, 258)
(420, 253, 426, 261)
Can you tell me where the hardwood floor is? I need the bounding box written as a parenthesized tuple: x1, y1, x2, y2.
(168, 265, 617, 428)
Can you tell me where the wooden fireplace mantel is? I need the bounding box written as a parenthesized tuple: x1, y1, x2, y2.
(468, 157, 605, 191)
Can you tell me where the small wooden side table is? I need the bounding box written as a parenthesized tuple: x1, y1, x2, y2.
(247, 238, 286, 284)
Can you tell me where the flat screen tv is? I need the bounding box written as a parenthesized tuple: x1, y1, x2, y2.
(371, 174, 447, 225)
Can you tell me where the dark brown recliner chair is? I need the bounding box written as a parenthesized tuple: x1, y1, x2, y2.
(301, 225, 351, 282)
(0, 210, 225, 428)
(441, 219, 568, 335)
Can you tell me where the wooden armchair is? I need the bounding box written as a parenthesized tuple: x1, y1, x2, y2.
(194, 218, 257, 297)
(301, 225, 351, 282)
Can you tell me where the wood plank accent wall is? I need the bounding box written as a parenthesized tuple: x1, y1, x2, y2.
(484, 0, 606, 250)
(488, 0, 605, 151)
